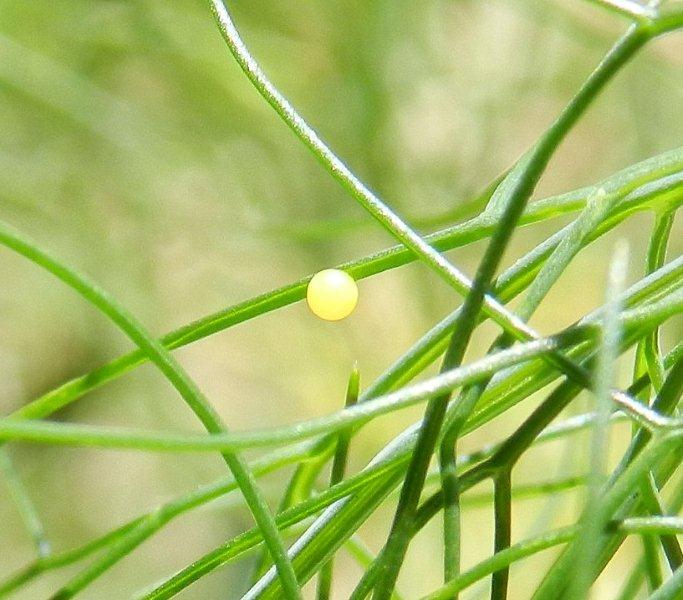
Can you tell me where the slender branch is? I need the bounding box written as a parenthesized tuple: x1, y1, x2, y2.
(583, 0, 658, 21)
(439, 182, 631, 589)
(411, 350, 680, 599)
(565, 242, 628, 600)
(366, 25, 650, 600)
(423, 433, 683, 600)
(0, 449, 50, 558)
(491, 469, 512, 600)
(639, 475, 683, 571)
(648, 564, 683, 600)
(130, 353, 673, 600)
(0, 334, 576, 452)
(250, 300, 682, 598)
(9, 158, 682, 430)
(1, 302, 680, 454)
(0, 443, 314, 597)
(640, 211, 675, 392)
(205, 2, 670, 411)
(423, 526, 577, 600)
(5, 253, 677, 599)
(641, 531, 664, 592)
(316, 368, 360, 600)
(0, 223, 301, 600)
(532, 357, 683, 599)
(420, 515, 683, 600)
(206, 0, 538, 345)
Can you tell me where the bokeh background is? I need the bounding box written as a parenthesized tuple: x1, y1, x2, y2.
(0, 1, 681, 598)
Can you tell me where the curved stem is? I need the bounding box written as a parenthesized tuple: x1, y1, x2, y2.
(533, 358, 683, 599)
(367, 24, 650, 600)
(131, 354, 671, 600)
(6, 220, 677, 598)
(206, 0, 532, 343)
(420, 516, 683, 600)
(2, 298, 679, 452)
(423, 526, 577, 600)
(641, 211, 675, 392)
(0, 223, 301, 600)
(316, 368, 360, 600)
(0, 443, 314, 597)
(0, 331, 581, 452)
(10, 160, 682, 428)
(250, 277, 682, 598)
(439, 181, 630, 587)
(491, 469, 512, 600)
(204, 4, 676, 409)
(0, 449, 50, 558)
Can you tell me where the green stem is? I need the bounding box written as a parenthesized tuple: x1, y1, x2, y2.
(0, 442, 317, 599)
(0, 449, 50, 558)
(8, 410, 617, 599)
(6, 259, 677, 598)
(423, 526, 577, 600)
(368, 24, 650, 600)
(638, 483, 665, 593)
(641, 211, 675, 392)
(345, 537, 405, 600)
(440, 181, 630, 590)
(0, 333, 590, 453)
(639, 475, 683, 571)
(10, 160, 682, 429)
(439, 428, 461, 588)
(533, 358, 683, 599)
(316, 367, 360, 600)
(491, 469, 512, 600)
(631, 209, 676, 582)
(136, 354, 671, 600)
(649, 564, 683, 600)
(565, 243, 627, 600)
(420, 515, 683, 600)
(205, 2, 667, 405)
(0, 223, 301, 600)
(583, 0, 658, 21)
(0, 191, 592, 424)
(256, 298, 681, 598)
(426, 433, 683, 600)
(412, 353, 674, 597)
(205, 0, 533, 345)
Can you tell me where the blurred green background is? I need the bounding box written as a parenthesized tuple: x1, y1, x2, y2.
(0, 1, 681, 598)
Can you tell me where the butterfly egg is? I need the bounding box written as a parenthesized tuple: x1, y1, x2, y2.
(306, 269, 358, 321)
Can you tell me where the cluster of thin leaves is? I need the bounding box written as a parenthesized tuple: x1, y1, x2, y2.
(1, 1, 682, 599)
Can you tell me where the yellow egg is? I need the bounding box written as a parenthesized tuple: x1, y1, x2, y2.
(306, 269, 358, 321)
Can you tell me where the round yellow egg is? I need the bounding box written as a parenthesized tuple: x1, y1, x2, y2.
(306, 269, 358, 321)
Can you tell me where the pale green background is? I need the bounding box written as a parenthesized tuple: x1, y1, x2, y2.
(0, 1, 681, 598)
